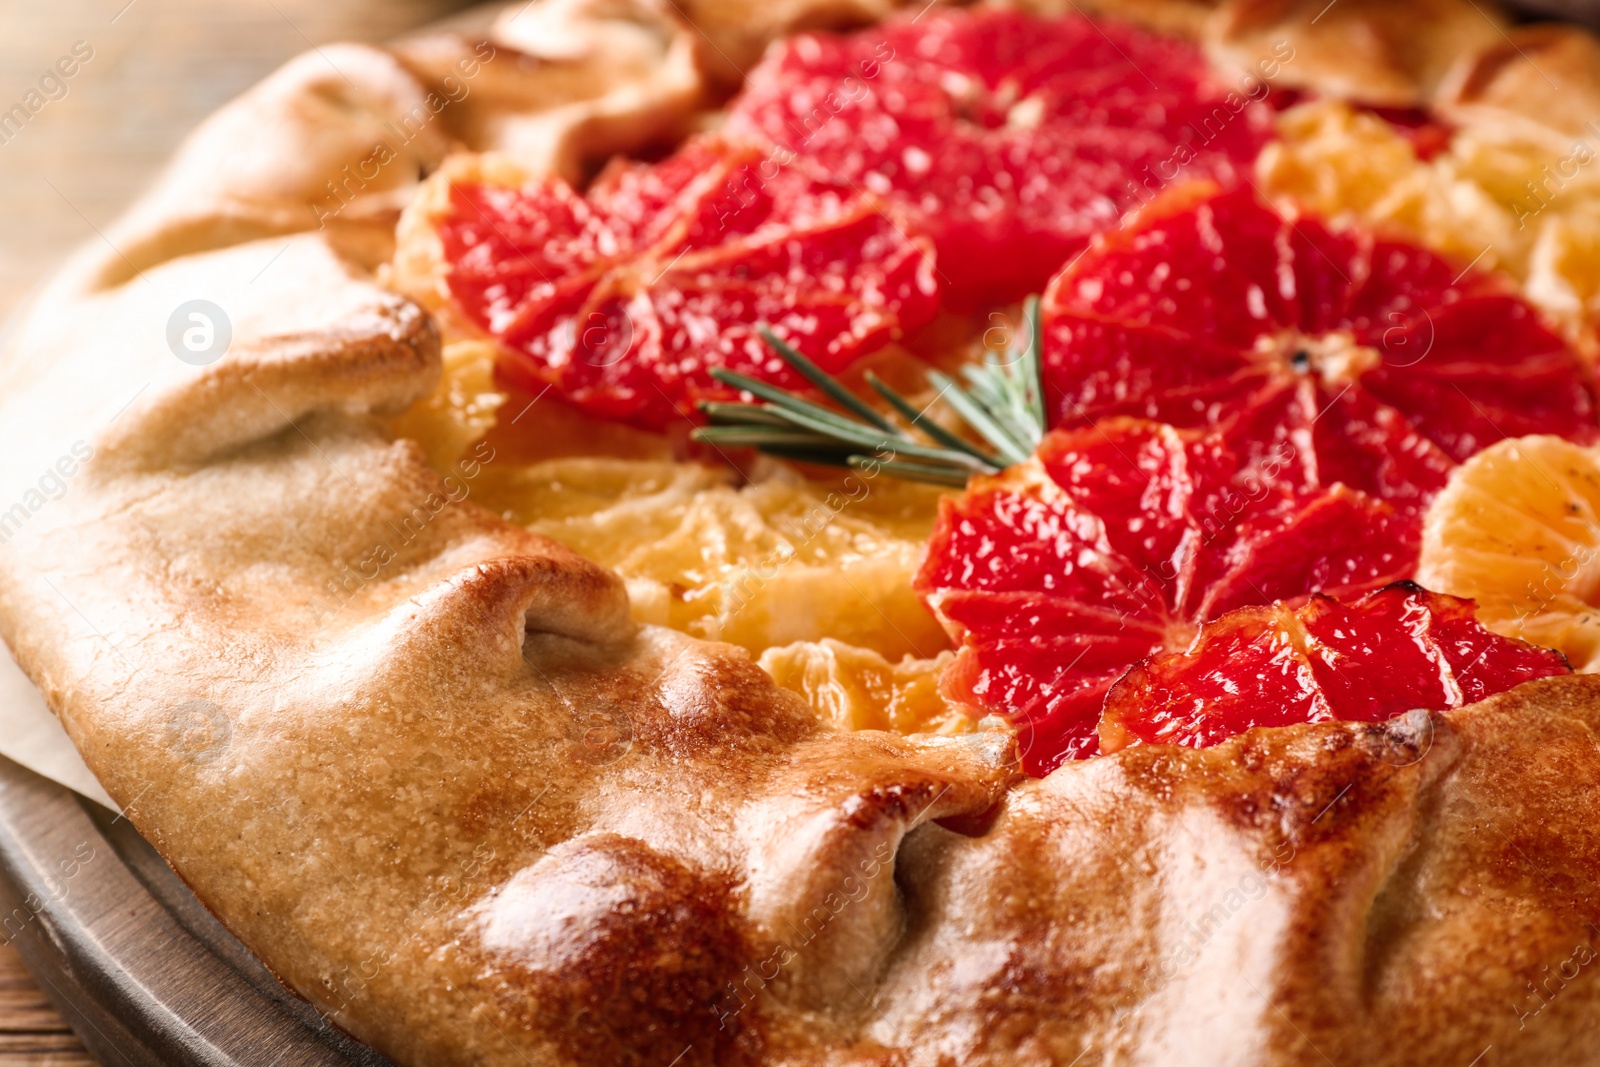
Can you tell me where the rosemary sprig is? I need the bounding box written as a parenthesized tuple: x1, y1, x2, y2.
(691, 301, 1047, 487)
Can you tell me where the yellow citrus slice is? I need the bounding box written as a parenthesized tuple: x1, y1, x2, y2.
(385, 353, 957, 729)
(1527, 211, 1600, 327)
(1417, 435, 1600, 671)
(387, 340, 505, 470)
(475, 457, 951, 661)
(757, 639, 975, 734)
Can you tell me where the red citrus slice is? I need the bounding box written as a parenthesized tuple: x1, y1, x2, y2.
(1041, 183, 1600, 503)
(920, 187, 1596, 774)
(914, 415, 1417, 773)
(723, 8, 1272, 308)
(435, 138, 938, 432)
(1097, 583, 1571, 753)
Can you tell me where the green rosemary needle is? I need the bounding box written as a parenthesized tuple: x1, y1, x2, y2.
(691, 303, 1048, 486)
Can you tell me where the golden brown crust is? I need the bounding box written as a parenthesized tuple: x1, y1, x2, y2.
(1032, 0, 1226, 39)
(395, 0, 703, 183)
(1205, 0, 1507, 106)
(1435, 23, 1600, 138)
(885, 682, 1600, 1063)
(6, 1, 1600, 1065)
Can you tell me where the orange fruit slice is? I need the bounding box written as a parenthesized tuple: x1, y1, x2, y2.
(919, 186, 1598, 775)
(387, 340, 504, 469)
(1418, 434, 1600, 671)
(757, 640, 974, 734)
(476, 458, 949, 661)
(914, 416, 1416, 774)
(1261, 98, 1600, 327)
(1098, 583, 1570, 753)
(430, 137, 938, 433)
(1041, 184, 1598, 475)
(725, 7, 1271, 308)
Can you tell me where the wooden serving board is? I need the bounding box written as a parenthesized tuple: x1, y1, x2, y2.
(0, 756, 390, 1066)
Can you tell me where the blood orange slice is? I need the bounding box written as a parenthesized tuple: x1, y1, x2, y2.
(920, 187, 1596, 773)
(1097, 583, 1570, 753)
(724, 7, 1272, 308)
(435, 138, 938, 432)
(914, 415, 1417, 773)
(1041, 184, 1600, 497)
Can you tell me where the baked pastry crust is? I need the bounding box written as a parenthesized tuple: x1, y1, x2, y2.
(5, 2, 1600, 1065)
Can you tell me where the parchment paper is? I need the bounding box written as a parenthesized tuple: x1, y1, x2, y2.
(0, 642, 115, 808)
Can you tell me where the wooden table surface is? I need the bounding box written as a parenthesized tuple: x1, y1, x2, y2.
(0, 3, 476, 1060)
(0, 947, 90, 1067)
(0, 0, 479, 324)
